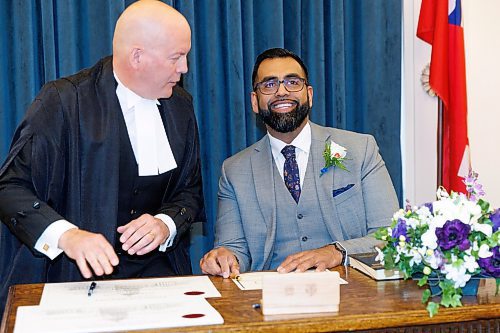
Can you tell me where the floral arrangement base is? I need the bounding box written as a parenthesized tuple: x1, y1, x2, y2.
(414, 275, 484, 296)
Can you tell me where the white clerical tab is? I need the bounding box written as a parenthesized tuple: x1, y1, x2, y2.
(261, 271, 340, 315)
(134, 99, 177, 176)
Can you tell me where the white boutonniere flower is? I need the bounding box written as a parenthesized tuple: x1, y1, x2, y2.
(320, 140, 348, 176)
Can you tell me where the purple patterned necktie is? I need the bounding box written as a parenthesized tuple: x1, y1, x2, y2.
(281, 145, 301, 203)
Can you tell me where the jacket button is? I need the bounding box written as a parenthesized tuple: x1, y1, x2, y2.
(10, 217, 17, 226)
(180, 208, 186, 216)
(133, 189, 139, 195)
(130, 209, 136, 215)
(297, 214, 303, 219)
(301, 236, 308, 242)
(33, 201, 41, 209)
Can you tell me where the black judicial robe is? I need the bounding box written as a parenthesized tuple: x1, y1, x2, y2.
(0, 57, 204, 308)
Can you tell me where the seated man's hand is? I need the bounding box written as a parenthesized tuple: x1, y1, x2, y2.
(58, 229, 119, 279)
(117, 214, 170, 256)
(200, 246, 240, 278)
(277, 245, 342, 273)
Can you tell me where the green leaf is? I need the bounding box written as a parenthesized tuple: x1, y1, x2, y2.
(426, 302, 439, 317)
(422, 289, 431, 303)
(384, 250, 396, 270)
(477, 199, 490, 212)
(439, 280, 456, 307)
(417, 275, 428, 287)
(374, 227, 388, 241)
(450, 294, 463, 308)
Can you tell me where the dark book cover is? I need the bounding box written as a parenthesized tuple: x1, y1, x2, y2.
(349, 252, 401, 280)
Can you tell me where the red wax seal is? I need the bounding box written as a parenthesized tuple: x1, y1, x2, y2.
(184, 291, 205, 295)
(182, 313, 205, 319)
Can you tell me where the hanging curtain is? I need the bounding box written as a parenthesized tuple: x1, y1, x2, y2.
(0, 0, 401, 274)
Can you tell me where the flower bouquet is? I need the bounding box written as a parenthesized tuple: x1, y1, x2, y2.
(374, 172, 500, 317)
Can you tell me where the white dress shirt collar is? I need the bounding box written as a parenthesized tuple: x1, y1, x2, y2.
(268, 122, 311, 186)
(268, 122, 311, 156)
(114, 73, 177, 176)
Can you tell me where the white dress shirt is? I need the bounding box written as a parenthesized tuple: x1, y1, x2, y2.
(34, 74, 177, 259)
(268, 122, 311, 187)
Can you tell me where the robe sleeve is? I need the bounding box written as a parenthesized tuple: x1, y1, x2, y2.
(0, 138, 64, 250)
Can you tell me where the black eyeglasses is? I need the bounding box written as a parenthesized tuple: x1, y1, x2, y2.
(254, 77, 307, 95)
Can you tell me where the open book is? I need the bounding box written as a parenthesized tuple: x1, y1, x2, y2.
(349, 252, 402, 281)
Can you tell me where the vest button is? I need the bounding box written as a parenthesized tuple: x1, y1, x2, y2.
(130, 209, 137, 215)
(133, 189, 139, 195)
(297, 213, 303, 219)
(10, 217, 17, 226)
(301, 236, 308, 242)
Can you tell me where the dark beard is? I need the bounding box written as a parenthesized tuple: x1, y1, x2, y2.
(257, 98, 311, 133)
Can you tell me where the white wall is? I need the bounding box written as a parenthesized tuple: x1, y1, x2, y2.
(462, 0, 500, 208)
(403, 0, 500, 208)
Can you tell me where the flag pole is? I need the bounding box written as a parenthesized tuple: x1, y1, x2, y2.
(437, 99, 444, 188)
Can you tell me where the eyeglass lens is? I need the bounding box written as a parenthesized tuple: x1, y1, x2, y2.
(257, 78, 305, 95)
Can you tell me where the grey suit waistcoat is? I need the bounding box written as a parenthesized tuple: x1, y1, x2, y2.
(269, 155, 332, 269)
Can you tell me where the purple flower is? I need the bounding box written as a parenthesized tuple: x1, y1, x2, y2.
(478, 246, 500, 278)
(423, 202, 434, 214)
(436, 219, 471, 251)
(463, 170, 486, 201)
(432, 250, 446, 269)
(392, 218, 407, 242)
(490, 209, 500, 232)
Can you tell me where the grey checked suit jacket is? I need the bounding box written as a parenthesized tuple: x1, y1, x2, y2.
(214, 122, 399, 272)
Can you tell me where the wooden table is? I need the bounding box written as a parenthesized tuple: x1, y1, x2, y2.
(2, 267, 500, 332)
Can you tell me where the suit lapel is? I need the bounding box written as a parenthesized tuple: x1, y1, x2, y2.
(251, 135, 278, 269)
(310, 123, 345, 241)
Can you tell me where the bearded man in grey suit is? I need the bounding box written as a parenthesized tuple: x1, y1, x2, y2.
(200, 48, 399, 278)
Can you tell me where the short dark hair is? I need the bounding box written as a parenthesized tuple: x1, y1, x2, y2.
(251, 48, 309, 88)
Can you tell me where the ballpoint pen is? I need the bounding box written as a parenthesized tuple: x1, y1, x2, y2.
(87, 281, 97, 297)
(231, 275, 245, 289)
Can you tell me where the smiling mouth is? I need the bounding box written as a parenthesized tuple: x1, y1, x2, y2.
(270, 100, 298, 111)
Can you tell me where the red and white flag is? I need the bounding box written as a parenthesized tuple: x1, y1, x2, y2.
(417, 0, 470, 193)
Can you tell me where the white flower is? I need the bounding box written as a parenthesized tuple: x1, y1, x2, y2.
(421, 228, 438, 249)
(471, 221, 493, 237)
(478, 243, 493, 258)
(409, 247, 425, 266)
(328, 141, 347, 159)
(406, 217, 420, 229)
(463, 255, 479, 273)
(427, 215, 447, 229)
(443, 264, 472, 288)
(392, 209, 406, 220)
(416, 205, 432, 219)
(426, 252, 443, 270)
(436, 187, 450, 199)
(375, 247, 385, 265)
